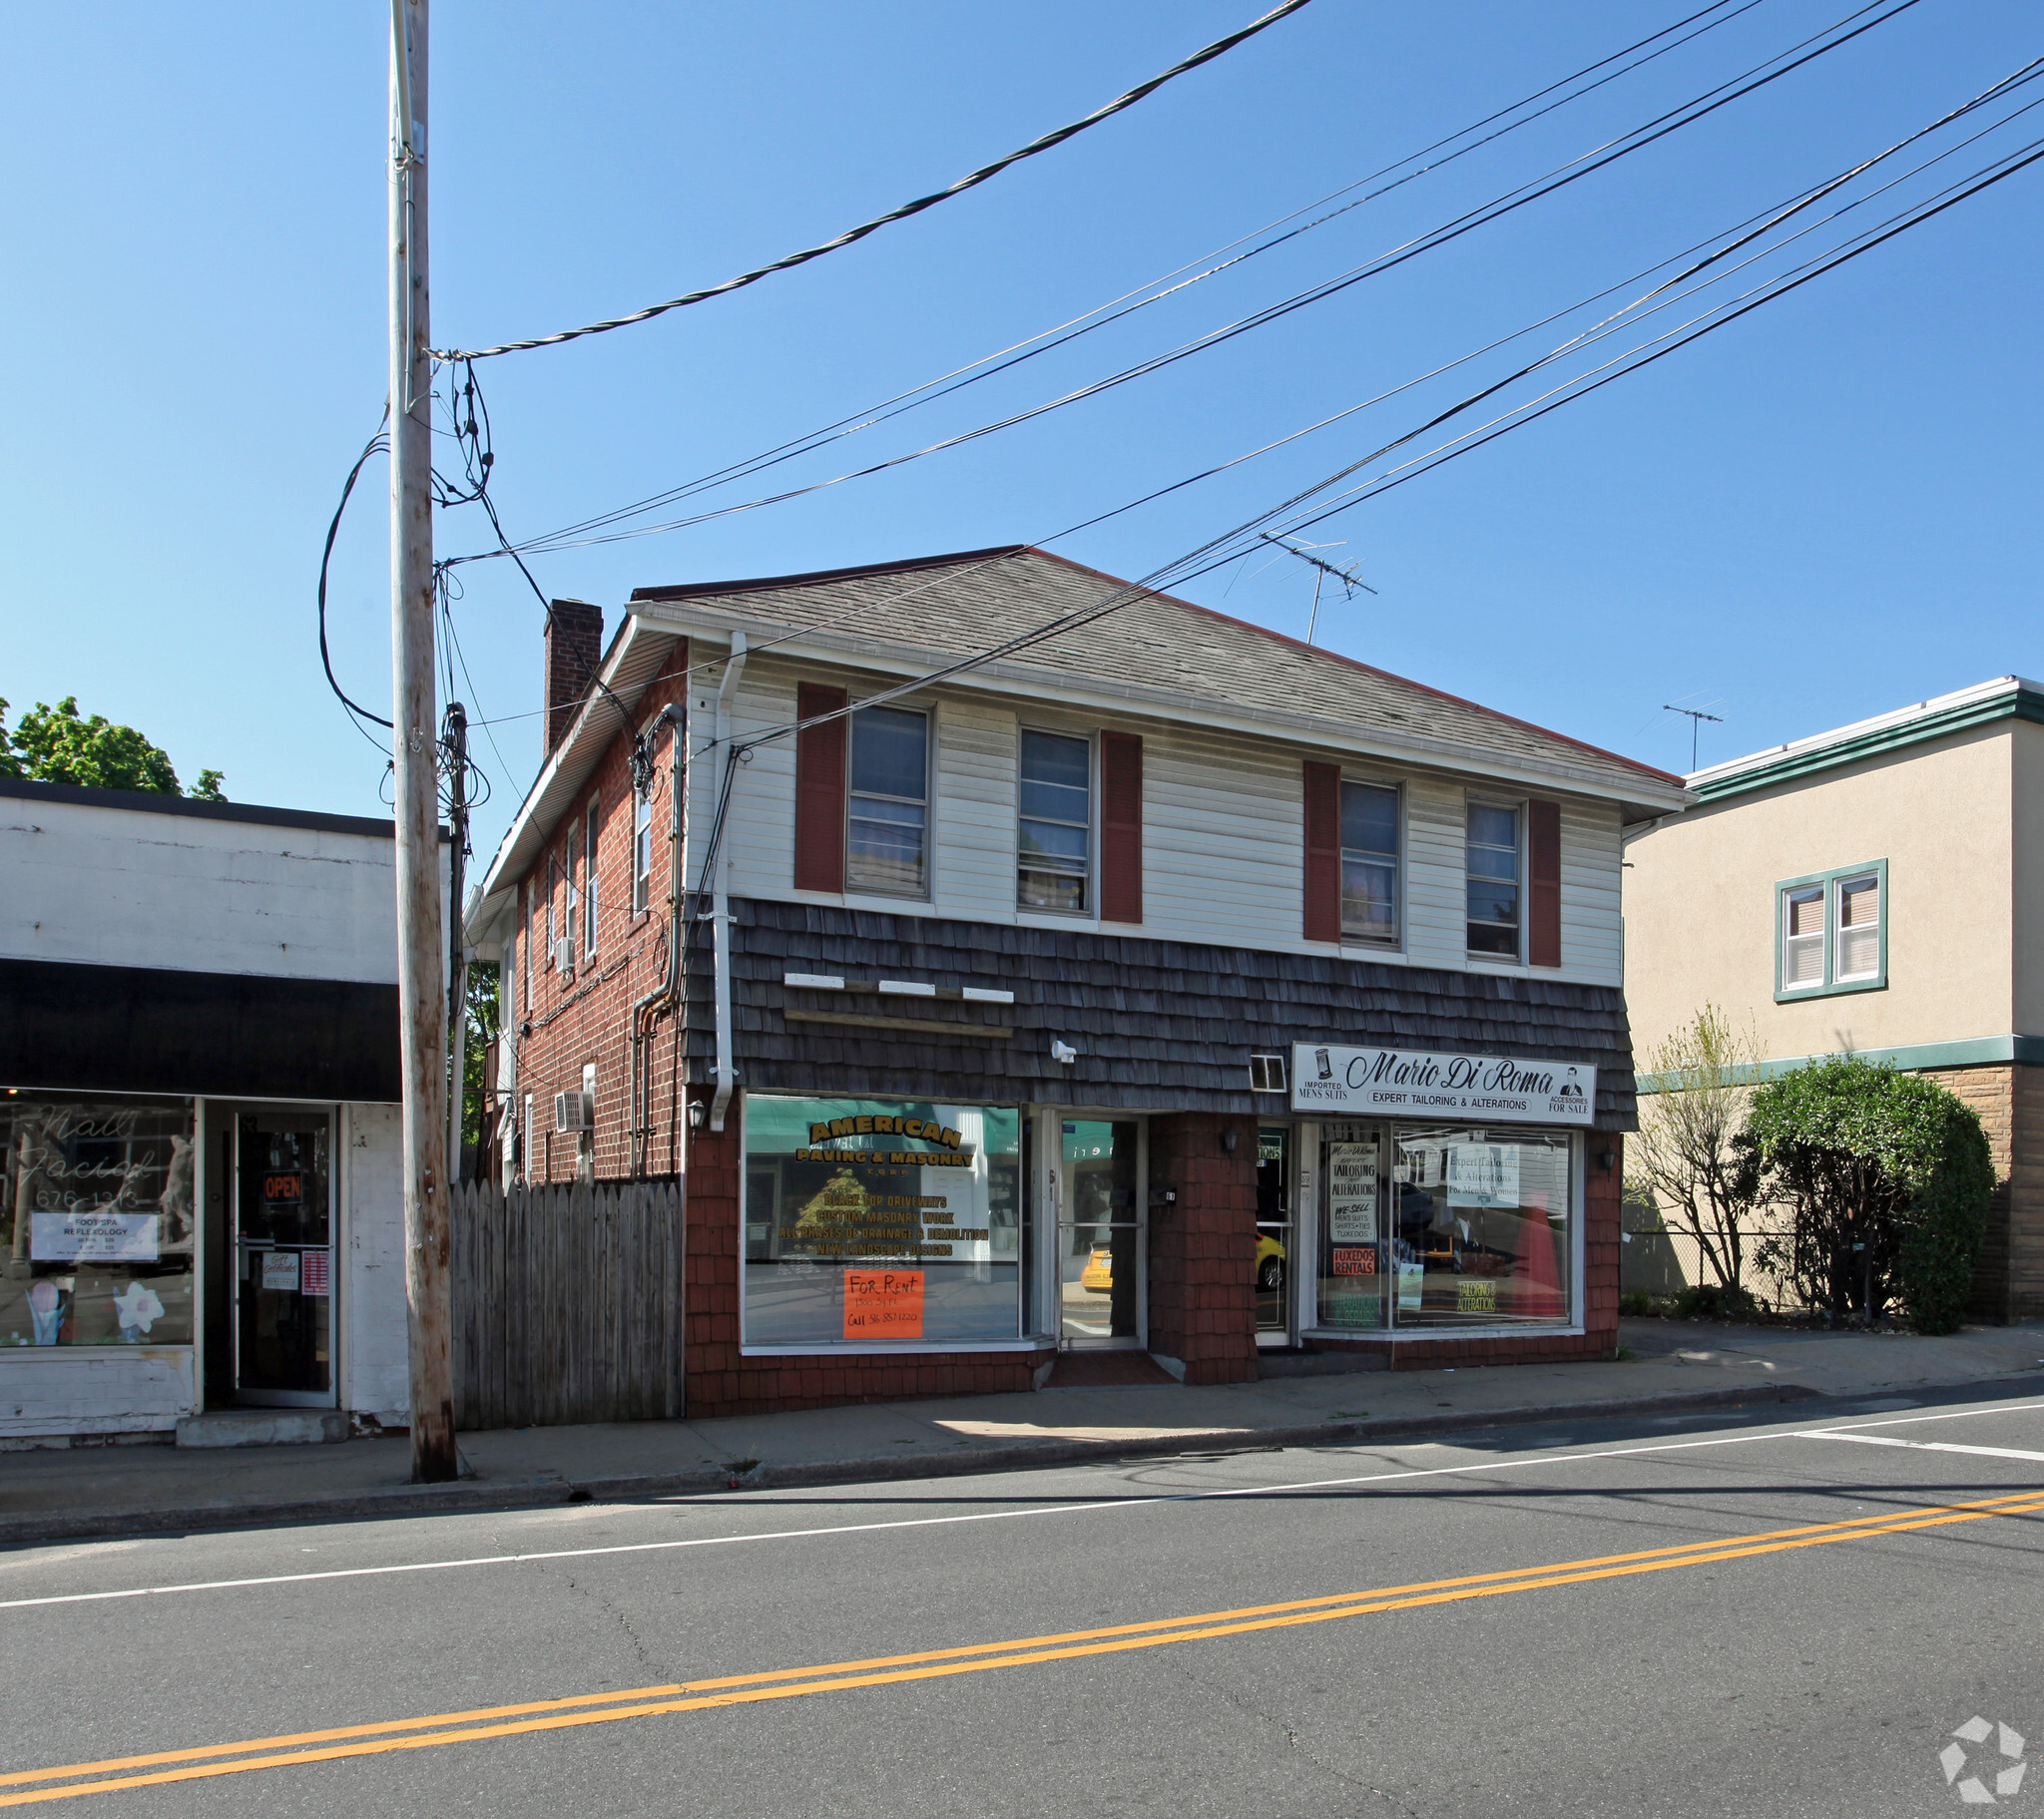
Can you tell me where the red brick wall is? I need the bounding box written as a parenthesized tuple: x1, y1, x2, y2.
(682, 1090, 1052, 1418)
(1305, 1134, 1624, 1368)
(512, 640, 691, 1185)
(1145, 1112, 1260, 1385)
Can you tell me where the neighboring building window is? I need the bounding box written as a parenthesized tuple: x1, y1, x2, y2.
(845, 705, 929, 895)
(545, 862, 559, 969)
(1018, 729, 1092, 912)
(523, 1094, 536, 1185)
(522, 885, 533, 1002)
(1777, 862, 1886, 998)
(1466, 802, 1522, 957)
(584, 804, 601, 959)
(1339, 780, 1399, 945)
(633, 785, 654, 916)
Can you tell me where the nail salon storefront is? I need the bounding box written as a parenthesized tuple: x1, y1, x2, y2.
(682, 904, 1633, 1418)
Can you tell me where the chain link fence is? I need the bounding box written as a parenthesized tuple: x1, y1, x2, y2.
(1621, 1194, 1811, 1311)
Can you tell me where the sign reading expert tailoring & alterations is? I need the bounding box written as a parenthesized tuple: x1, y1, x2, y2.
(1289, 1045, 1596, 1127)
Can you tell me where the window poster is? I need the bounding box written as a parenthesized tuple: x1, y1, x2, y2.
(1326, 1141, 1378, 1242)
(1446, 1142, 1521, 1208)
(744, 1097, 1022, 1346)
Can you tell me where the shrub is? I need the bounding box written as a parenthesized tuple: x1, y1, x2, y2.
(1744, 1058, 1991, 1334)
(1617, 1290, 1665, 1317)
(1672, 1282, 1763, 1322)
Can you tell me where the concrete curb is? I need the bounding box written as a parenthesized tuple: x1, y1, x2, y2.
(0, 1380, 1831, 1550)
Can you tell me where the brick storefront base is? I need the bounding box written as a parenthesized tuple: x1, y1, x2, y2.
(1145, 1112, 1261, 1386)
(1922, 1062, 2044, 1323)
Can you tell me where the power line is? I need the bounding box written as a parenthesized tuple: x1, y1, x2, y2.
(461, 0, 1926, 567)
(431, 0, 1318, 362)
(481, 0, 1772, 554)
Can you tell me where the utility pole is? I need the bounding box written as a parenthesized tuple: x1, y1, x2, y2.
(444, 700, 470, 1189)
(390, 0, 457, 1483)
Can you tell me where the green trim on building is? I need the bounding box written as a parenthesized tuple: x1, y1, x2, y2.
(1689, 680, 2044, 803)
(1636, 1034, 2044, 1094)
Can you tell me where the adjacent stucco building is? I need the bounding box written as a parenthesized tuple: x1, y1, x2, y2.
(1624, 676, 2044, 1320)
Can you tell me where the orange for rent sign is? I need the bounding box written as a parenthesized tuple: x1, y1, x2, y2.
(842, 1268, 924, 1340)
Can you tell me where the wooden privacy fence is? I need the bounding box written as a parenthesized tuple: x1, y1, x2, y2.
(449, 1179, 687, 1431)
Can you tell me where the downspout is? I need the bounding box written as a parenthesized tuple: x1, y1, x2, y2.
(709, 633, 748, 1134)
(629, 700, 687, 1176)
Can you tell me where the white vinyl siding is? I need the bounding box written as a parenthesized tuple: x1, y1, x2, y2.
(704, 651, 1627, 985)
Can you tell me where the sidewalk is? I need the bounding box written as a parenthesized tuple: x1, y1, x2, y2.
(4, 1320, 2041, 1547)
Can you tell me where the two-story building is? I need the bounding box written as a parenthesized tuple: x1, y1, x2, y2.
(1625, 676, 2044, 1322)
(465, 546, 1688, 1416)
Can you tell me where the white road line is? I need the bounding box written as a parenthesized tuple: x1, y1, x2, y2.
(3, 1401, 2038, 1613)
(1800, 1431, 2044, 1464)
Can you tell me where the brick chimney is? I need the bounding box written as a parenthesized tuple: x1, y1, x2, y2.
(544, 600, 604, 754)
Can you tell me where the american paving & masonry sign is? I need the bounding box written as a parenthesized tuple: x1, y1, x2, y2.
(1289, 1045, 1596, 1127)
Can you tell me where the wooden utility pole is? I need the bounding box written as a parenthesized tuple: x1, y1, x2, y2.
(390, 0, 457, 1482)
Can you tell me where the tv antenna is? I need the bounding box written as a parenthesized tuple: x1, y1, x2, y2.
(1256, 533, 1376, 645)
(1664, 702, 1724, 771)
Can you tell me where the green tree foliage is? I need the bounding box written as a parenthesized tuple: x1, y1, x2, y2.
(461, 961, 500, 1170)
(1745, 1057, 1992, 1333)
(0, 695, 225, 799)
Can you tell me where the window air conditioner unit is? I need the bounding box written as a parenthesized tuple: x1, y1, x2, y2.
(552, 938, 576, 975)
(1249, 1053, 1287, 1095)
(553, 1091, 595, 1134)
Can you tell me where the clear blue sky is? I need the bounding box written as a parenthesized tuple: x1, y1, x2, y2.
(3, 1, 2037, 861)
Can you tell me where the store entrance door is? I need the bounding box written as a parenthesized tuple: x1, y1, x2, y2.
(1055, 1119, 1143, 1349)
(231, 1112, 336, 1407)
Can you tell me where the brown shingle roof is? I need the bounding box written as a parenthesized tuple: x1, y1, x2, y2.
(631, 545, 1682, 796)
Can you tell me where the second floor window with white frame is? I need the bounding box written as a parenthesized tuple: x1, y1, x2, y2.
(1466, 802, 1522, 958)
(1340, 780, 1399, 945)
(1779, 863, 1884, 996)
(1018, 729, 1091, 912)
(845, 704, 929, 895)
(633, 785, 654, 915)
(564, 842, 579, 961)
(584, 802, 601, 958)
(1835, 872, 1882, 980)
(1783, 884, 1825, 986)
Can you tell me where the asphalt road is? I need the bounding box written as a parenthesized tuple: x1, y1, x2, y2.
(3, 1389, 2041, 1818)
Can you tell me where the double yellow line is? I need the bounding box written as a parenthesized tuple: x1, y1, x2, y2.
(7, 1486, 2042, 1807)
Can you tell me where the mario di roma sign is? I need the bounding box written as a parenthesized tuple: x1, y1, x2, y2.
(1290, 1045, 1596, 1126)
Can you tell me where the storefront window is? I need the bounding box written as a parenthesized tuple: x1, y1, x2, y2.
(1389, 1124, 1571, 1325)
(1317, 1123, 1386, 1330)
(0, 1094, 196, 1348)
(744, 1096, 1022, 1346)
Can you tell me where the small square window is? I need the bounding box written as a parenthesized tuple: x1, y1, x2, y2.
(1250, 1054, 1288, 1095)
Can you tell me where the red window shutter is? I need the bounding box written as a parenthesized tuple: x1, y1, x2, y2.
(1302, 761, 1341, 944)
(1528, 797, 1562, 968)
(793, 682, 848, 893)
(1100, 732, 1143, 924)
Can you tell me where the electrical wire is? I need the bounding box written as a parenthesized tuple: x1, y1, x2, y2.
(431, 0, 1318, 361)
(495, 0, 1772, 554)
(467, 0, 1926, 565)
(317, 412, 394, 745)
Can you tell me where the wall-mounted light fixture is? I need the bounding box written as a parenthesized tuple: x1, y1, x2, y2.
(1596, 1143, 1618, 1172)
(1051, 1040, 1078, 1066)
(1220, 1127, 1239, 1155)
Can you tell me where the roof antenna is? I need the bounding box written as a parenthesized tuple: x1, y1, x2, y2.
(1256, 533, 1376, 645)
(1664, 702, 1724, 771)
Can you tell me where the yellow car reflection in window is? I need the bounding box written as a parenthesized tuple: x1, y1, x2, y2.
(1080, 1244, 1115, 1292)
(1255, 1230, 1285, 1292)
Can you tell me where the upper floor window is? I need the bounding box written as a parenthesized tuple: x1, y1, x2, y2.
(564, 840, 579, 962)
(1019, 729, 1091, 912)
(1778, 862, 1885, 998)
(583, 803, 602, 958)
(1466, 802, 1521, 958)
(1340, 780, 1399, 945)
(846, 705, 928, 895)
(633, 785, 655, 916)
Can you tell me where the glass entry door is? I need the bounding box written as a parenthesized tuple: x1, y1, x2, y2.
(1256, 1126, 1293, 1345)
(1056, 1119, 1142, 1349)
(232, 1112, 335, 1406)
